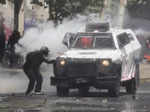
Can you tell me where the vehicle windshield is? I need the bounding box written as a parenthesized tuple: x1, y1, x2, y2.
(72, 33, 116, 49)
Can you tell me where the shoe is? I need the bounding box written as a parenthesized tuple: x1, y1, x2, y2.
(25, 92, 34, 96)
(34, 92, 44, 95)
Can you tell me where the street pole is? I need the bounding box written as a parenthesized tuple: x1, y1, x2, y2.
(18, 0, 24, 35)
(14, 0, 23, 33)
(117, 0, 127, 28)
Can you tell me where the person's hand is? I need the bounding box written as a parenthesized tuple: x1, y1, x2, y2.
(50, 60, 56, 63)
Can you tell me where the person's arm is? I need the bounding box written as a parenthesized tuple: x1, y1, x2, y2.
(44, 58, 55, 64)
(16, 43, 23, 47)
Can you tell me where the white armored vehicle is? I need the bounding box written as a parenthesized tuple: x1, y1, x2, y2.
(51, 23, 142, 97)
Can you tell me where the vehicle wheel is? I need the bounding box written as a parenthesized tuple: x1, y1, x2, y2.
(79, 87, 89, 96)
(56, 86, 69, 97)
(136, 63, 140, 87)
(108, 83, 120, 97)
(125, 63, 139, 95)
(125, 78, 136, 94)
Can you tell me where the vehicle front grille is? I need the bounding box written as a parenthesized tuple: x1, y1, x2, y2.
(66, 59, 97, 77)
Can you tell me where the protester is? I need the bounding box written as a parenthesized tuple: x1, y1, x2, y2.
(23, 46, 55, 96)
(0, 27, 5, 62)
(7, 30, 21, 50)
(0, 14, 6, 62)
(7, 30, 21, 66)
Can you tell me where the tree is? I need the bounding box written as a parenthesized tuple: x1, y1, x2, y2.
(45, 0, 71, 24)
(0, 0, 6, 4)
(44, 0, 90, 24)
(87, 0, 104, 13)
(127, 0, 150, 19)
(44, 0, 67, 25)
(30, 0, 42, 6)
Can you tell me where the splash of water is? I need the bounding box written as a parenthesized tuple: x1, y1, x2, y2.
(16, 15, 88, 57)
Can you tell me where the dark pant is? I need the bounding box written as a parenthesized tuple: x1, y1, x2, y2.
(23, 68, 43, 95)
(9, 48, 15, 65)
(0, 49, 4, 62)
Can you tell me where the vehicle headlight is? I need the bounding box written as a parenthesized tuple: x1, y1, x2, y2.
(101, 60, 110, 67)
(54, 58, 67, 76)
(60, 60, 66, 66)
(97, 59, 112, 73)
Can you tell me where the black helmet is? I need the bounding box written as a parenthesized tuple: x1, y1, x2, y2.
(40, 46, 49, 55)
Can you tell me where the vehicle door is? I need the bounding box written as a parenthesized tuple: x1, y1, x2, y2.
(126, 32, 143, 63)
(117, 33, 134, 81)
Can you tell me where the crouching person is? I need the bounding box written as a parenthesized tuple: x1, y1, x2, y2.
(23, 46, 55, 96)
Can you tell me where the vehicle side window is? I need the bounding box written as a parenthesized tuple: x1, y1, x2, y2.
(63, 32, 76, 48)
(127, 33, 134, 41)
(117, 33, 130, 48)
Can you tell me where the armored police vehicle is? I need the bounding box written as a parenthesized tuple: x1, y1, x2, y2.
(51, 23, 142, 97)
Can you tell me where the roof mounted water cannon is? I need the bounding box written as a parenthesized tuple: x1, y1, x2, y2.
(85, 22, 110, 32)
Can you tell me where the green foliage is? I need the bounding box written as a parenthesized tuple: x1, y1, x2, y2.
(30, 0, 43, 6)
(87, 0, 104, 13)
(127, 0, 150, 19)
(0, 0, 6, 4)
(127, 0, 149, 5)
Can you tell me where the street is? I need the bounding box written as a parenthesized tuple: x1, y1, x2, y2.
(1, 0, 150, 112)
(0, 63, 150, 112)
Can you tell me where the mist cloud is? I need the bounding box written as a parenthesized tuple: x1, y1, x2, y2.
(16, 15, 88, 58)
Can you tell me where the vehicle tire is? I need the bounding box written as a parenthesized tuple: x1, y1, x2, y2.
(136, 63, 140, 87)
(56, 86, 69, 97)
(79, 87, 89, 96)
(125, 78, 136, 94)
(125, 63, 139, 94)
(108, 83, 120, 97)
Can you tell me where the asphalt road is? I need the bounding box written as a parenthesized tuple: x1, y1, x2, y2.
(0, 63, 150, 112)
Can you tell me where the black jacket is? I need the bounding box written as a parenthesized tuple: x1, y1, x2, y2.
(23, 50, 55, 70)
(7, 31, 21, 48)
(0, 30, 5, 50)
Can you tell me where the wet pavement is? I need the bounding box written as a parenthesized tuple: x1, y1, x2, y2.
(0, 64, 150, 112)
(1, 86, 150, 112)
